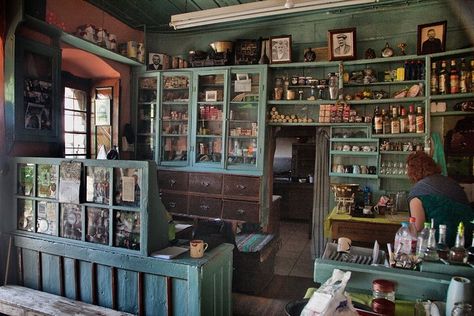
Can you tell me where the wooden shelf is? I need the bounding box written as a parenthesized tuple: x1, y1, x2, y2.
(330, 150, 378, 156)
(371, 133, 426, 138)
(267, 100, 337, 105)
(430, 111, 474, 117)
(329, 172, 378, 179)
(380, 151, 414, 155)
(347, 97, 425, 105)
(330, 138, 375, 142)
(344, 80, 423, 87)
(430, 92, 474, 100)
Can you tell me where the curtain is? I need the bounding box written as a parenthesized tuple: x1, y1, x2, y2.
(310, 127, 330, 259)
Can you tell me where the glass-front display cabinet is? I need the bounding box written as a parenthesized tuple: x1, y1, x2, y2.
(136, 76, 157, 160)
(159, 72, 191, 166)
(227, 69, 262, 170)
(193, 70, 227, 168)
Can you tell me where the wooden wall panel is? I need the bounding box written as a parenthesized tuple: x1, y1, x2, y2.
(63, 257, 76, 299)
(21, 249, 39, 290)
(117, 269, 138, 314)
(79, 261, 92, 304)
(96, 264, 113, 309)
(40, 253, 61, 296)
(172, 278, 188, 316)
(144, 274, 167, 316)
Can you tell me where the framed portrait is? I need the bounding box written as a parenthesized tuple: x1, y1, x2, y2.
(95, 98, 111, 126)
(205, 90, 218, 102)
(234, 39, 259, 65)
(328, 28, 356, 61)
(270, 35, 292, 64)
(417, 21, 446, 55)
(147, 52, 168, 71)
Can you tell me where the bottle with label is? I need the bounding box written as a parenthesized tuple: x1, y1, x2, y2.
(415, 106, 424, 134)
(394, 222, 412, 255)
(404, 61, 411, 81)
(430, 62, 438, 94)
(399, 107, 408, 133)
(438, 60, 448, 94)
(417, 60, 424, 80)
(467, 231, 474, 264)
(382, 109, 391, 134)
(449, 59, 459, 94)
(449, 222, 468, 264)
(408, 216, 418, 254)
(410, 60, 417, 81)
(436, 224, 449, 260)
(416, 222, 431, 258)
(459, 58, 470, 93)
(408, 104, 416, 133)
(390, 106, 400, 134)
(374, 106, 382, 134)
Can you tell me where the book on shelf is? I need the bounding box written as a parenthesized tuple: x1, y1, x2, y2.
(151, 246, 189, 259)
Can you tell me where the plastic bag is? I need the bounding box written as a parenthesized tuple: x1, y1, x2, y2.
(300, 269, 358, 316)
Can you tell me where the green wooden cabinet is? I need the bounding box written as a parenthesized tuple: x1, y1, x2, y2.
(134, 65, 268, 175)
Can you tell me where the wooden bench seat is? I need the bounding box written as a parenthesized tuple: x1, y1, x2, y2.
(0, 285, 133, 316)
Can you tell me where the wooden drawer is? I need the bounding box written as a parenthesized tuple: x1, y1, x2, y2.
(223, 175, 260, 199)
(158, 170, 188, 191)
(188, 196, 222, 218)
(222, 200, 259, 222)
(160, 193, 188, 214)
(189, 172, 222, 194)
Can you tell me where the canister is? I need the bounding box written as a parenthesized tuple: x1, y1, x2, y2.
(127, 41, 138, 59)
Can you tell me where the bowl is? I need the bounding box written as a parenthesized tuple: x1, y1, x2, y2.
(210, 41, 233, 53)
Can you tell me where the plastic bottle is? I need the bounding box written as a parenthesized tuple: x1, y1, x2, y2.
(394, 222, 414, 255)
(407, 217, 418, 254)
(416, 222, 431, 258)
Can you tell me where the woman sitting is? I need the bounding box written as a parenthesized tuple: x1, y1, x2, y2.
(407, 151, 473, 247)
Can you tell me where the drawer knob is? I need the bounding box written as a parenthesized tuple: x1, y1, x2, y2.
(168, 202, 176, 208)
(236, 184, 246, 190)
(200, 204, 210, 211)
(201, 181, 210, 187)
(237, 209, 245, 215)
(169, 179, 176, 187)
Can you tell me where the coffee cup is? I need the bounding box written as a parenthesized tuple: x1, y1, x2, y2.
(337, 237, 352, 253)
(353, 165, 361, 174)
(360, 165, 368, 174)
(190, 239, 209, 258)
(336, 164, 344, 173)
(368, 166, 377, 174)
(342, 145, 351, 151)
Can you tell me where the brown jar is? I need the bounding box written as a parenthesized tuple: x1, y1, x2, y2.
(371, 298, 395, 316)
(372, 279, 396, 302)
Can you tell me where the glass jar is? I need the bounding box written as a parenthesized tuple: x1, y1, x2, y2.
(372, 279, 395, 302)
(371, 298, 395, 316)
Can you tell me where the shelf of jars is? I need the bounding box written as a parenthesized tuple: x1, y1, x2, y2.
(328, 172, 378, 179)
(371, 133, 426, 138)
(347, 97, 425, 105)
(267, 100, 338, 105)
(344, 80, 424, 87)
(329, 151, 378, 156)
(330, 138, 375, 142)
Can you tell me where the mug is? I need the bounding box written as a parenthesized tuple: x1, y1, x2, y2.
(336, 164, 344, 173)
(337, 237, 352, 253)
(353, 165, 361, 174)
(360, 165, 368, 174)
(342, 145, 351, 151)
(362, 146, 371, 152)
(368, 166, 377, 174)
(352, 145, 360, 152)
(344, 165, 353, 173)
(190, 239, 209, 258)
(363, 206, 373, 215)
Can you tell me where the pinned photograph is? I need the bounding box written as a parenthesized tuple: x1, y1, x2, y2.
(205, 90, 218, 102)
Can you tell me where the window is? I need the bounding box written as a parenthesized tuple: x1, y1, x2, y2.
(64, 87, 88, 158)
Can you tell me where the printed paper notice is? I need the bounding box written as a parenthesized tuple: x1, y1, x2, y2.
(234, 79, 251, 92)
(122, 176, 135, 202)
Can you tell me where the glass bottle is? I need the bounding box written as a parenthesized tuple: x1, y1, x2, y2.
(415, 106, 424, 134)
(449, 59, 459, 94)
(448, 222, 468, 264)
(471, 60, 474, 93)
(430, 62, 438, 95)
(459, 58, 470, 93)
(390, 106, 400, 134)
(382, 109, 391, 134)
(399, 107, 408, 133)
(416, 222, 430, 258)
(404, 60, 411, 81)
(410, 60, 417, 81)
(408, 216, 418, 254)
(408, 104, 416, 133)
(437, 224, 449, 260)
(438, 60, 448, 94)
(374, 106, 382, 134)
(467, 231, 474, 264)
(417, 60, 424, 80)
(424, 228, 440, 261)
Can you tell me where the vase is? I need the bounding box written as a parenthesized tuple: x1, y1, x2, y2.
(259, 41, 269, 64)
(446, 276, 472, 316)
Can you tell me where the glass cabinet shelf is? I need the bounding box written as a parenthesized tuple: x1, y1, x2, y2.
(136, 76, 158, 160)
(344, 80, 423, 87)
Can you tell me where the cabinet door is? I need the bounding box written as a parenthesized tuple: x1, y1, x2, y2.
(226, 68, 264, 170)
(136, 75, 158, 160)
(12, 37, 61, 143)
(159, 72, 192, 166)
(193, 70, 227, 169)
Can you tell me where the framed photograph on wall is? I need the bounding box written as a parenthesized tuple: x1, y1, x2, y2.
(147, 52, 164, 71)
(270, 35, 292, 64)
(417, 21, 446, 55)
(234, 39, 259, 65)
(328, 28, 356, 61)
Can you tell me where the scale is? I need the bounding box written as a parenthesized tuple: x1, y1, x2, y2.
(330, 183, 359, 214)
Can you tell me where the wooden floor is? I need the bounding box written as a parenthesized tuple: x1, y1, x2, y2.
(232, 275, 317, 316)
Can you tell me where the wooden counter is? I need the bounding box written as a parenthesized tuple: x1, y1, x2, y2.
(325, 209, 409, 247)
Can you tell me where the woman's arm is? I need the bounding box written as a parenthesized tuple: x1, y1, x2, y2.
(409, 197, 426, 231)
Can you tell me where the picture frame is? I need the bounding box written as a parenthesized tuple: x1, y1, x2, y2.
(205, 90, 218, 102)
(147, 52, 166, 71)
(417, 21, 447, 55)
(328, 28, 356, 61)
(95, 98, 111, 126)
(234, 39, 259, 65)
(270, 35, 292, 64)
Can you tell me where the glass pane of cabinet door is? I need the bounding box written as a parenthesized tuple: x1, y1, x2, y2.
(227, 70, 261, 169)
(136, 76, 157, 160)
(194, 71, 226, 167)
(159, 73, 191, 165)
